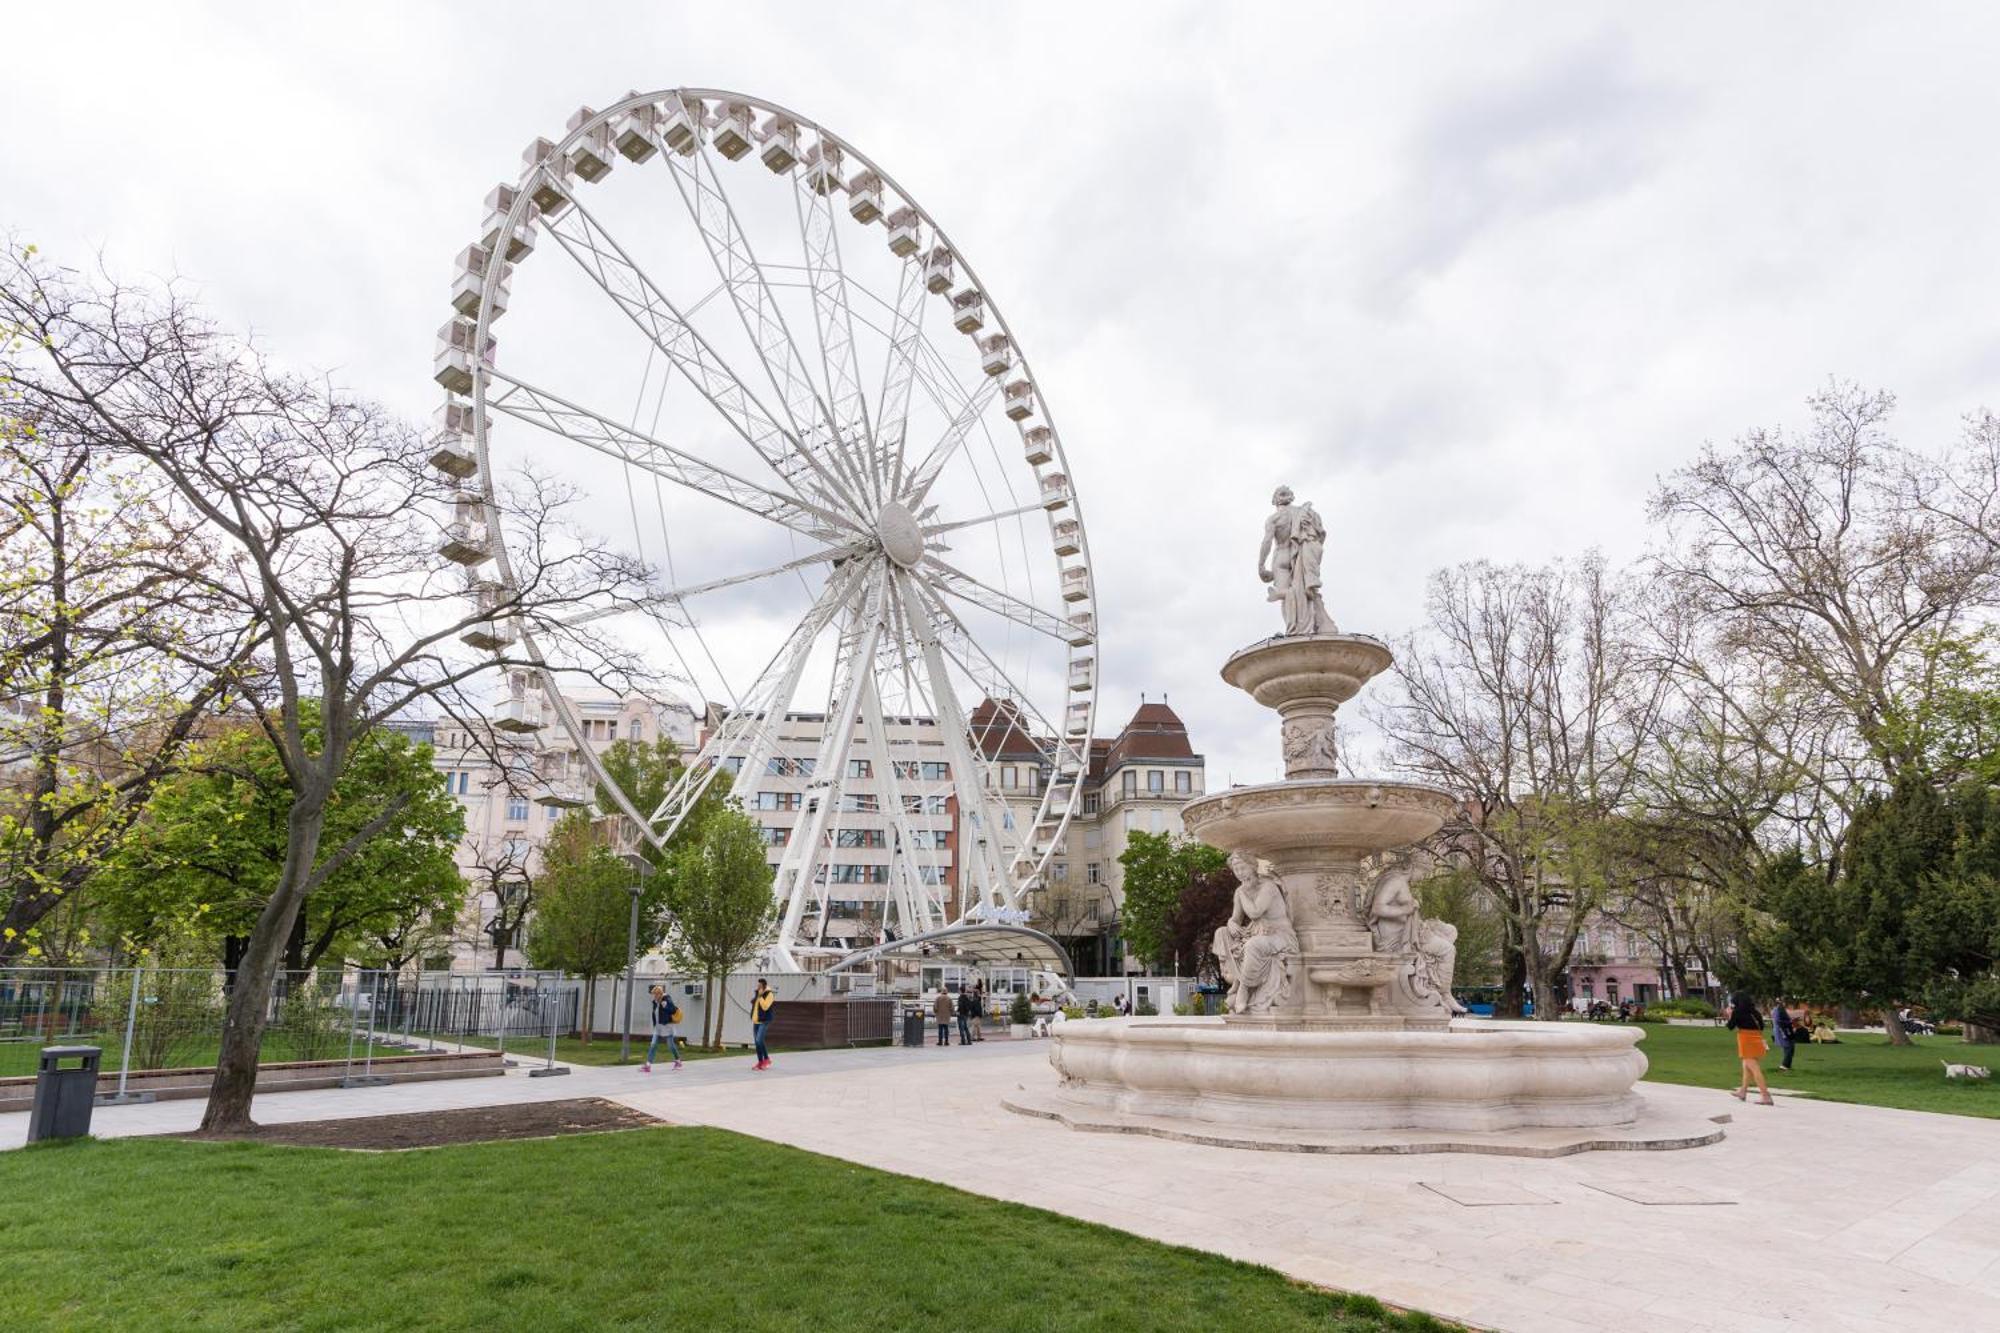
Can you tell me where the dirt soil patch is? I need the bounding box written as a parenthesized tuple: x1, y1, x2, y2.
(175, 1098, 661, 1150)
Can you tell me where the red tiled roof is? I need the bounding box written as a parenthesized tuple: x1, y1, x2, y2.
(1105, 698, 1196, 770)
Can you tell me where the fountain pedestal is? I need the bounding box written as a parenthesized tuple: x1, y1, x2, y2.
(1008, 628, 1714, 1154)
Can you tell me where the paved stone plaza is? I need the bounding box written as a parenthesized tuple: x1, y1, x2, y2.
(6, 1041, 1997, 1331)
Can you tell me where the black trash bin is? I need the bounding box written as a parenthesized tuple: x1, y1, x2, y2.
(901, 1007, 926, 1048)
(28, 1045, 101, 1144)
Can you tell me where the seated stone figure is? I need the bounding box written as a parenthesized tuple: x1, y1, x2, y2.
(1212, 851, 1299, 1014)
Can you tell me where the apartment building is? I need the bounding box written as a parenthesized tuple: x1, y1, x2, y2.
(971, 696, 1206, 975)
(394, 670, 700, 970)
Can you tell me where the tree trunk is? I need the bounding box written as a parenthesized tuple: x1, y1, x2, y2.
(709, 971, 723, 1050)
(1882, 1006, 1912, 1046)
(1837, 1003, 1859, 1029)
(1497, 933, 1528, 1019)
(580, 973, 595, 1045)
(1962, 1022, 2000, 1045)
(200, 797, 328, 1133)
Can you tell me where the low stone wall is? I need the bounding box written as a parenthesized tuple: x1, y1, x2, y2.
(0, 1050, 503, 1113)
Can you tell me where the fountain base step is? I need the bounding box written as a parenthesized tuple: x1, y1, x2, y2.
(1002, 1087, 1724, 1157)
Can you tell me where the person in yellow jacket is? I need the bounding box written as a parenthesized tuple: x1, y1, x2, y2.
(751, 978, 777, 1070)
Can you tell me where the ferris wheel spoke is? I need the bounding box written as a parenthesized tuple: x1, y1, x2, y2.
(872, 263, 928, 503)
(853, 674, 952, 938)
(538, 191, 866, 517)
(768, 611, 882, 965)
(920, 555, 1073, 642)
(486, 370, 859, 540)
(646, 558, 868, 832)
(901, 375, 1004, 507)
(906, 575, 1075, 762)
(922, 499, 1046, 538)
(892, 573, 1034, 909)
(660, 139, 878, 510)
(793, 171, 878, 504)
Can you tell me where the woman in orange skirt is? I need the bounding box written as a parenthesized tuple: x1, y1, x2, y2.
(1724, 993, 1774, 1105)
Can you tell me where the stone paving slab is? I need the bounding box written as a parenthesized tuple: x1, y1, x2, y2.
(608, 1045, 2000, 1333)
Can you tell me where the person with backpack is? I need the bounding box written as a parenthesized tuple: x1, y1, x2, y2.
(1772, 997, 1798, 1073)
(642, 983, 683, 1073)
(751, 978, 776, 1070)
(933, 987, 955, 1046)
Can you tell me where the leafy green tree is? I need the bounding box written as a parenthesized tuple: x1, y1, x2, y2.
(1740, 778, 2000, 1044)
(660, 808, 774, 1049)
(1118, 831, 1227, 971)
(524, 812, 664, 1044)
(1415, 865, 1503, 988)
(99, 716, 465, 973)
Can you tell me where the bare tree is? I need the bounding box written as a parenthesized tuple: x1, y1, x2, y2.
(463, 830, 539, 971)
(1649, 384, 2000, 795)
(0, 320, 257, 963)
(2, 246, 656, 1130)
(1373, 554, 1668, 1018)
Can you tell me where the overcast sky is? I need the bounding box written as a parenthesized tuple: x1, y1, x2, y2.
(8, 2, 1998, 788)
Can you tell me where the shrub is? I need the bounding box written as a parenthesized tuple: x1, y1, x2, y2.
(1061, 1005, 1085, 1021)
(1171, 1000, 1194, 1016)
(1646, 998, 1716, 1019)
(1134, 1001, 1158, 1016)
(1008, 992, 1032, 1025)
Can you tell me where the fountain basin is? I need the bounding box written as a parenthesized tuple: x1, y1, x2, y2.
(1181, 778, 1459, 861)
(1221, 633, 1394, 708)
(1026, 1017, 1656, 1137)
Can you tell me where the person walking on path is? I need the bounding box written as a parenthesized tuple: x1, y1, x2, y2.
(1725, 992, 1774, 1105)
(956, 986, 976, 1046)
(933, 988, 955, 1046)
(751, 978, 776, 1070)
(642, 983, 683, 1073)
(1772, 997, 1798, 1073)
(970, 984, 986, 1042)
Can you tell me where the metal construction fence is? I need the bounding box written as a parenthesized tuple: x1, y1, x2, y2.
(0, 966, 582, 1092)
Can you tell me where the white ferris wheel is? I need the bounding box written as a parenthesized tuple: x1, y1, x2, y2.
(432, 88, 1098, 970)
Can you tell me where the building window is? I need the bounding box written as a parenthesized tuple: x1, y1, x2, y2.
(922, 761, 951, 781)
(1083, 793, 1099, 815)
(1149, 809, 1167, 834)
(1175, 770, 1191, 794)
(505, 797, 529, 822)
(628, 718, 643, 741)
(722, 755, 744, 774)
(452, 771, 471, 795)
(835, 828, 887, 849)
(1122, 770, 1136, 797)
(755, 791, 803, 812)
(1148, 769, 1164, 793)
(841, 794, 881, 813)
(1053, 861, 1068, 882)
(760, 825, 789, 846)
(1087, 862, 1101, 885)
(848, 758, 872, 779)
(1002, 765, 1018, 790)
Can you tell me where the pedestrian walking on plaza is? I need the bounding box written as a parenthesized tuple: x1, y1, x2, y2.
(1772, 997, 1798, 1073)
(642, 983, 683, 1072)
(751, 978, 776, 1070)
(933, 987, 955, 1046)
(970, 984, 986, 1041)
(956, 986, 976, 1046)
(1725, 992, 1774, 1105)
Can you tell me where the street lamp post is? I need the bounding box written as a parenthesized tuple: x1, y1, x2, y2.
(617, 852, 654, 1065)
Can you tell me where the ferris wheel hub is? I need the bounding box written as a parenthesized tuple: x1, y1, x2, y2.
(874, 500, 925, 569)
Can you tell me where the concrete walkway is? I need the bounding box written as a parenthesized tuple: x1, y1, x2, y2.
(7, 1039, 2000, 1332)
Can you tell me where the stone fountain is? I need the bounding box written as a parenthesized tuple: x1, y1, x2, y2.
(1006, 486, 1718, 1153)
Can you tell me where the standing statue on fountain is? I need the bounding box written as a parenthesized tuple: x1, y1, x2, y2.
(1258, 485, 1336, 636)
(1212, 850, 1299, 1014)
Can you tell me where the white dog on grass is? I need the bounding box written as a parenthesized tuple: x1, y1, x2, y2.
(1942, 1060, 1991, 1080)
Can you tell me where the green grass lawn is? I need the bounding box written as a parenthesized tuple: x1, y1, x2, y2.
(0, 1036, 409, 1081)
(1624, 1021, 2000, 1118)
(0, 1128, 1449, 1333)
